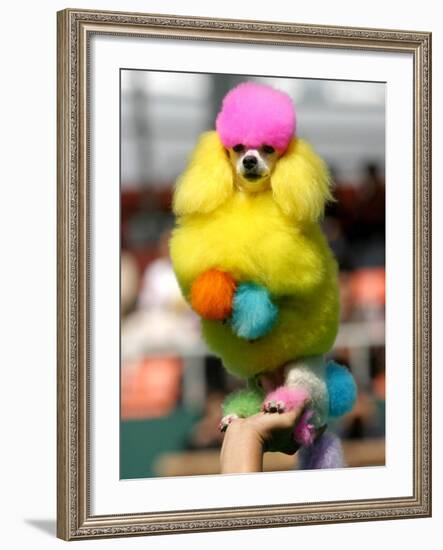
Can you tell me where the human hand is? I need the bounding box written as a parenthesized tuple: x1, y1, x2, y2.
(220, 403, 308, 474)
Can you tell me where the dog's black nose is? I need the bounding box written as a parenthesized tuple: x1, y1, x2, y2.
(242, 155, 258, 170)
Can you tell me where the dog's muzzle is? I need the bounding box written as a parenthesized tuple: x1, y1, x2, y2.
(243, 155, 258, 170)
(242, 156, 263, 180)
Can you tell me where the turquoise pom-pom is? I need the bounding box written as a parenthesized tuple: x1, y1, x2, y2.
(231, 282, 278, 340)
(326, 361, 357, 417)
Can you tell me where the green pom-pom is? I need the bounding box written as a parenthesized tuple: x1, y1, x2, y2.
(222, 387, 264, 418)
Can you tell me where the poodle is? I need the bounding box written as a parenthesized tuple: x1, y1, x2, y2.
(169, 82, 356, 467)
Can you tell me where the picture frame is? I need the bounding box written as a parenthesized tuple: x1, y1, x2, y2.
(57, 8, 431, 540)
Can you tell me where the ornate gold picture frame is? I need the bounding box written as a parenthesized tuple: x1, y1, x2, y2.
(57, 8, 431, 540)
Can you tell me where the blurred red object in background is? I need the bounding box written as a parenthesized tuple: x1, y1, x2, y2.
(121, 356, 182, 420)
(349, 267, 385, 308)
(373, 371, 386, 400)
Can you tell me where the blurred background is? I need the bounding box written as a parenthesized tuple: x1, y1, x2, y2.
(120, 71, 386, 479)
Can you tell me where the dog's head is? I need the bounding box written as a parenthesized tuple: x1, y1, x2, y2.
(226, 142, 279, 193)
(173, 82, 333, 221)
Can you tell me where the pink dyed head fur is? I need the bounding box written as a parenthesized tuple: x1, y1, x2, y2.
(215, 82, 296, 152)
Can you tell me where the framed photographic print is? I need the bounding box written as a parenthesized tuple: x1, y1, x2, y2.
(57, 8, 431, 540)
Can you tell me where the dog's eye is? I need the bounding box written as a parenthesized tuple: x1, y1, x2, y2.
(233, 144, 245, 153)
(262, 145, 275, 154)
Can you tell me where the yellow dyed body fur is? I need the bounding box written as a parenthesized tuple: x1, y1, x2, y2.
(170, 131, 340, 379)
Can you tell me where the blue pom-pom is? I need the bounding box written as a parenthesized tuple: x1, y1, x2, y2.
(231, 283, 278, 340)
(326, 361, 357, 417)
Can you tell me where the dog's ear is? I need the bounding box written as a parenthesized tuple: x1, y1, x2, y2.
(271, 138, 333, 222)
(173, 131, 234, 216)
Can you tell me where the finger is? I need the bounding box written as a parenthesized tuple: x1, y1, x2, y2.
(272, 406, 305, 430)
(251, 403, 307, 433)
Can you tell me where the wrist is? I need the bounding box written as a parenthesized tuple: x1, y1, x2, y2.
(220, 418, 265, 474)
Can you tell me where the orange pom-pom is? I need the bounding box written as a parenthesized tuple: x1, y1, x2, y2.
(191, 269, 236, 320)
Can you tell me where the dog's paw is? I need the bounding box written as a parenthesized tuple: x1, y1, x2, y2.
(262, 386, 310, 414)
(231, 283, 278, 340)
(219, 413, 239, 432)
(262, 399, 287, 413)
